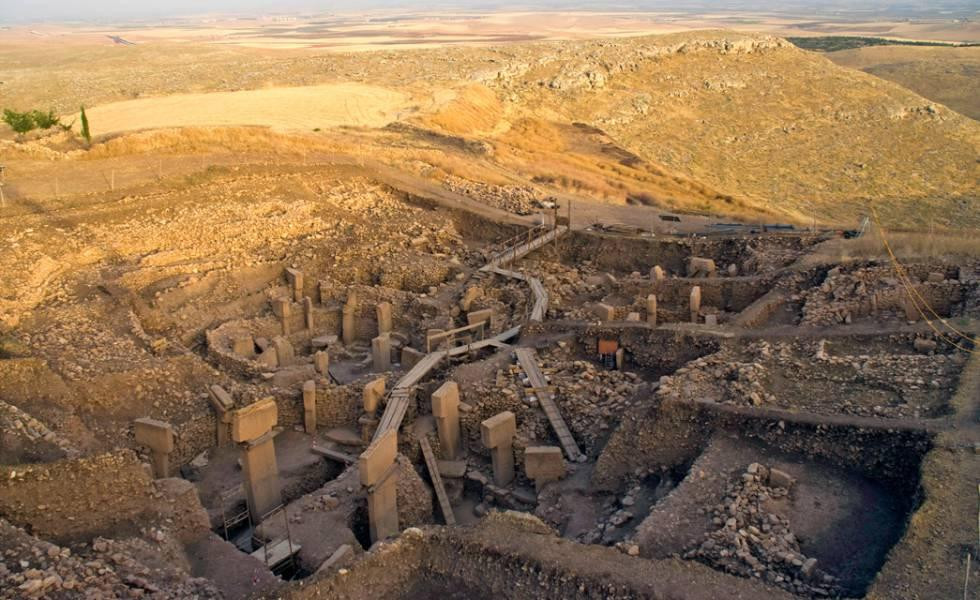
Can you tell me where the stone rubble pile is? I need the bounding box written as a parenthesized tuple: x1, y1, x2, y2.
(797, 263, 973, 327)
(525, 259, 617, 319)
(538, 345, 641, 450)
(686, 463, 841, 598)
(0, 399, 78, 459)
(445, 176, 541, 215)
(0, 520, 220, 599)
(659, 339, 963, 419)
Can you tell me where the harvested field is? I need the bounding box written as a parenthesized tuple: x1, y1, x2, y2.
(81, 84, 415, 136)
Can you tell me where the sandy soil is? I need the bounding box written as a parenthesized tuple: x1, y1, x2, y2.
(81, 84, 414, 135)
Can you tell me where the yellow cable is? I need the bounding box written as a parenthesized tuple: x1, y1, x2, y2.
(868, 206, 977, 353)
(872, 206, 977, 341)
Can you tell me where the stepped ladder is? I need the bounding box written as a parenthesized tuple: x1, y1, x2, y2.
(514, 347, 584, 462)
(419, 436, 456, 526)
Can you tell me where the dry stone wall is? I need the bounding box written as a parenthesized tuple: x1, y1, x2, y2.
(0, 451, 156, 544)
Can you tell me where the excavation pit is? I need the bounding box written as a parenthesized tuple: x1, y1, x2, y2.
(633, 434, 919, 597)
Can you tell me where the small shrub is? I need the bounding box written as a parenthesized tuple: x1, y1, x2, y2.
(2, 109, 35, 134)
(29, 109, 61, 130)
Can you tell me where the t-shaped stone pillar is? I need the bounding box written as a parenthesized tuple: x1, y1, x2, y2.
(314, 350, 329, 376)
(232, 398, 282, 522)
(231, 335, 255, 358)
(342, 293, 358, 346)
(302, 380, 317, 434)
(376, 302, 392, 335)
(271, 336, 294, 368)
(372, 334, 391, 372)
(594, 303, 615, 322)
(207, 384, 235, 446)
(431, 381, 461, 460)
(363, 377, 385, 415)
(359, 377, 385, 442)
(646, 294, 658, 326)
(686, 257, 716, 278)
(285, 268, 304, 303)
(358, 428, 399, 543)
(650, 265, 665, 282)
(524, 446, 565, 491)
(481, 411, 516, 486)
(134, 418, 175, 479)
(690, 286, 702, 324)
(272, 298, 292, 336)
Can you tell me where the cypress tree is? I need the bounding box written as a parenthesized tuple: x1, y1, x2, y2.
(80, 105, 91, 144)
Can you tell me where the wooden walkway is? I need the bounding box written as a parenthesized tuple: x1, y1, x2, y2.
(251, 539, 301, 569)
(373, 327, 521, 442)
(372, 225, 566, 443)
(514, 347, 584, 462)
(311, 445, 356, 464)
(481, 225, 567, 271)
(484, 267, 549, 323)
(419, 436, 456, 526)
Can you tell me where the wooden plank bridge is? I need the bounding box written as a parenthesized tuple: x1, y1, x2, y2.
(514, 347, 584, 462)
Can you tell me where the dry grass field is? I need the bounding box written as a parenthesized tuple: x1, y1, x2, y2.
(828, 45, 980, 121)
(1, 24, 977, 230)
(81, 84, 414, 135)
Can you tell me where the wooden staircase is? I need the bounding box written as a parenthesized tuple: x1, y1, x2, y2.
(419, 436, 456, 526)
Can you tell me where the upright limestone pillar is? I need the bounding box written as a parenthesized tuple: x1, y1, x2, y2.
(650, 265, 665, 282)
(302, 380, 317, 434)
(376, 302, 392, 335)
(134, 418, 175, 479)
(232, 398, 282, 522)
(273, 298, 292, 336)
(690, 286, 702, 324)
(207, 384, 234, 447)
(359, 377, 385, 442)
(271, 336, 294, 367)
(646, 294, 658, 326)
(358, 429, 399, 543)
(372, 334, 391, 371)
(314, 350, 330, 376)
(286, 268, 304, 303)
(525, 446, 566, 491)
(303, 297, 314, 331)
(431, 381, 461, 460)
(903, 294, 919, 322)
(342, 293, 358, 346)
(481, 411, 517, 486)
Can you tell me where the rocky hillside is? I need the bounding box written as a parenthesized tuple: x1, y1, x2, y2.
(2, 30, 977, 228)
(466, 31, 979, 228)
(827, 45, 980, 121)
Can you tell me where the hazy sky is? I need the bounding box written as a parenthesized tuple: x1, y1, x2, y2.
(1, 0, 973, 23)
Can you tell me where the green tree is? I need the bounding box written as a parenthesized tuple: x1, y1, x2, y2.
(79, 105, 91, 144)
(2, 109, 35, 135)
(29, 109, 61, 130)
